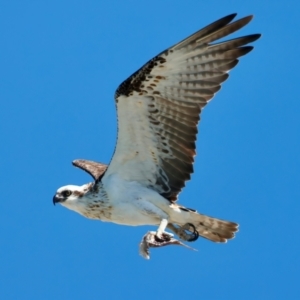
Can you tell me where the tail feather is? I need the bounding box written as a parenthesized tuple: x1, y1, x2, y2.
(176, 206, 239, 243)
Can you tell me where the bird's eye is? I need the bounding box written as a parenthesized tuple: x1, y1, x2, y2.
(62, 190, 72, 197)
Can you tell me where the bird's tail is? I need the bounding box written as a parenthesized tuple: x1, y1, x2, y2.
(173, 206, 239, 242)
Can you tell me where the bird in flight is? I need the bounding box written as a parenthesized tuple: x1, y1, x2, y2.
(53, 14, 260, 259)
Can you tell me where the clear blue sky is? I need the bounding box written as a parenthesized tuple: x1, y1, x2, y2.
(0, 1, 299, 299)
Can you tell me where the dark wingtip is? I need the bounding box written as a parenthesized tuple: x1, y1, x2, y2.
(215, 13, 237, 25)
(247, 33, 262, 43)
(254, 33, 262, 40)
(223, 13, 237, 19)
(246, 14, 254, 20)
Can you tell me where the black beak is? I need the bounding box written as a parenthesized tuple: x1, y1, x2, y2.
(53, 195, 63, 206)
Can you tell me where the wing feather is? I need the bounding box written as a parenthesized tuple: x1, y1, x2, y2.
(103, 14, 260, 201)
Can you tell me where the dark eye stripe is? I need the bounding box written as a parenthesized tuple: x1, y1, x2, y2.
(62, 190, 72, 197)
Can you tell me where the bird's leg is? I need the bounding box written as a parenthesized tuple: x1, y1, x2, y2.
(167, 223, 199, 242)
(155, 218, 171, 240)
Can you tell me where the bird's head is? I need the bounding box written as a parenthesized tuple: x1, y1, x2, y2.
(53, 183, 92, 207)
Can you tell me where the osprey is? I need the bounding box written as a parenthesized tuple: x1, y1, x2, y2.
(53, 14, 260, 259)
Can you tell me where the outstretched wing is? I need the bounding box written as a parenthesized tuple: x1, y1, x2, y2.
(103, 14, 260, 201)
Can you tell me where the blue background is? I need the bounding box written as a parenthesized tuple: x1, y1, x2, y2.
(0, 0, 298, 299)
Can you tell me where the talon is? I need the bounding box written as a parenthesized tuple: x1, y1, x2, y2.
(154, 234, 164, 242)
(179, 223, 199, 242)
(188, 223, 196, 232)
(155, 232, 173, 242)
(186, 223, 199, 242)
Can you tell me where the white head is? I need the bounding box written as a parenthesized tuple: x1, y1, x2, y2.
(53, 183, 92, 209)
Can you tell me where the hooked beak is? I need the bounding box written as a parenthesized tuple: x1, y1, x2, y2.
(53, 195, 64, 206)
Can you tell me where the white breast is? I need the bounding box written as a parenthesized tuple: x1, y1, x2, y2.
(101, 173, 169, 226)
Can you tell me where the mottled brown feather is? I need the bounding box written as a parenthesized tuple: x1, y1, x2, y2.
(111, 14, 260, 201)
(72, 159, 107, 181)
